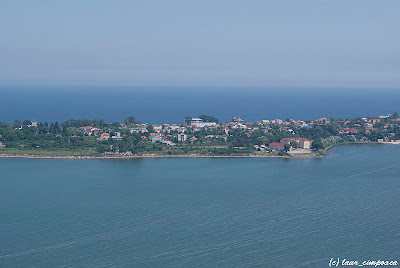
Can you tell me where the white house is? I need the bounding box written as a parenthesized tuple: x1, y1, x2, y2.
(111, 132, 123, 141)
(176, 134, 187, 142)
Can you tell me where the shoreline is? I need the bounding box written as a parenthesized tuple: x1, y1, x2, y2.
(0, 142, 396, 160)
(0, 152, 318, 160)
(0, 153, 300, 159)
(321, 142, 381, 155)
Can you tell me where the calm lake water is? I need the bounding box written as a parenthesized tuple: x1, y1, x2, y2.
(0, 145, 399, 267)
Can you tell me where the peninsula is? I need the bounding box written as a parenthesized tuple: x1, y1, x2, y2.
(0, 113, 399, 159)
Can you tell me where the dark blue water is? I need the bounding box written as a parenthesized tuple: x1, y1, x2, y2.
(0, 145, 399, 267)
(1, 86, 399, 124)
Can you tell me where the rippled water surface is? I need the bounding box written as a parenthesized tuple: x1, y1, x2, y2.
(1, 145, 399, 267)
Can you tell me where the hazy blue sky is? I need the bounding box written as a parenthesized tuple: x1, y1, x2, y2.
(1, 0, 399, 88)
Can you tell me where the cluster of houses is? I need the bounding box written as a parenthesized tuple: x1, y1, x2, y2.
(70, 114, 399, 151)
(79, 126, 123, 141)
(76, 116, 315, 144)
(148, 133, 175, 145)
(337, 117, 400, 134)
(138, 117, 314, 152)
(74, 116, 322, 151)
(80, 126, 102, 136)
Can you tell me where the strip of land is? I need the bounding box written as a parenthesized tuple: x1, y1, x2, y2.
(0, 113, 399, 159)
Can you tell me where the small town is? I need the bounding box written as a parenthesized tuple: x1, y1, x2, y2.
(0, 112, 399, 158)
(1, 1, 400, 266)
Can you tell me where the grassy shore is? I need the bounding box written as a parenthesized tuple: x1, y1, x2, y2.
(0, 147, 321, 159)
(319, 141, 380, 156)
(0, 148, 98, 156)
(1, 142, 386, 159)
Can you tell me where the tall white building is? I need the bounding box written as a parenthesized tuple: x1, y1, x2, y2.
(190, 118, 216, 128)
(177, 134, 187, 142)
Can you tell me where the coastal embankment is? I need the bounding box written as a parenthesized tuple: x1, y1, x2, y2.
(0, 153, 295, 159)
(1, 142, 398, 160)
(320, 142, 381, 155)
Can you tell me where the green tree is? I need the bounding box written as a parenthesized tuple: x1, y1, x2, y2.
(124, 116, 137, 125)
(199, 115, 219, 123)
(184, 116, 192, 125)
(312, 138, 324, 150)
(146, 125, 154, 133)
(13, 120, 21, 129)
(290, 141, 298, 149)
(22, 120, 32, 127)
(96, 144, 107, 153)
(283, 144, 290, 152)
(62, 127, 70, 137)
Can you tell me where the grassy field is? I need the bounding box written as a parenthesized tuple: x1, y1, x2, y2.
(0, 148, 98, 156)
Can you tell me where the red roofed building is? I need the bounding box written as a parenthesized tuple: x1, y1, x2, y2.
(80, 126, 102, 136)
(316, 117, 330, 124)
(232, 117, 244, 123)
(96, 133, 110, 141)
(280, 137, 311, 149)
(269, 142, 284, 151)
(339, 128, 363, 134)
(149, 133, 163, 142)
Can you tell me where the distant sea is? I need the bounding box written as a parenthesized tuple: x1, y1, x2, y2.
(1, 145, 400, 267)
(1, 86, 399, 124)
